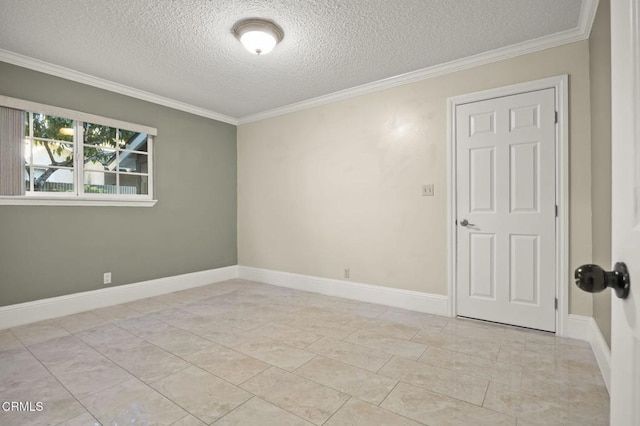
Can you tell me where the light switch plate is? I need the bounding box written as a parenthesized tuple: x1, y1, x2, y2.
(422, 184, 434, 196)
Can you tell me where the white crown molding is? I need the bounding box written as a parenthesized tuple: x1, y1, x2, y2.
(238, 266, 449, 316)
(0, 1, 597, 127)
(0, 265, 239, 329)
(238, 0, 599, 124)
(0, 49, 238, 125)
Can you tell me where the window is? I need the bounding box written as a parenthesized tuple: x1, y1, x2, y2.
(0, 95, 157, 206)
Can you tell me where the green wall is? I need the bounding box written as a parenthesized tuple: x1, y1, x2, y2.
(0, 62, 237, 306)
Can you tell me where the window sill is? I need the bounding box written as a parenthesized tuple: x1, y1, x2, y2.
(0, 197, 157, 207)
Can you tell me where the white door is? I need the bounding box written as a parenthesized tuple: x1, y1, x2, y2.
(456, 89, 556, 331)
(610, 0, 640, 423)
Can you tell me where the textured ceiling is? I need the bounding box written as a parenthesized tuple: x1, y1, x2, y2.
(0, 0, 585, 120)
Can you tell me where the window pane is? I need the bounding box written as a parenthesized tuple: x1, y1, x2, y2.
(119, 130, 148, 152)
(119, 174, 148, 195)
(84, 146, 116, 170)
(118, 152, 148, 173)
(30, 141, 73, 167)
(33, 167, 74, 192)
(83, 122, 117, 148)
(31, 113, 74, 143)
(83, 171, 118, 194)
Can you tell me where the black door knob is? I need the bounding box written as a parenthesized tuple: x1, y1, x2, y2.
(574, 262, 631, 299)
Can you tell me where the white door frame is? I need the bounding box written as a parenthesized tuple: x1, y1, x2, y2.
(447, 75, 570, 335)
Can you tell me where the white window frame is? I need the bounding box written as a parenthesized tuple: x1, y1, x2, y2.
(0, 95, 157, 207)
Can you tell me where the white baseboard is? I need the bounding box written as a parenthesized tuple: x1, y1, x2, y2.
(588, 317, 611, 393)
(563, 314, 593, 341)
(238, 266, 449, 316)
(0, 265, 239, 329)
(564, 313, 611, 393)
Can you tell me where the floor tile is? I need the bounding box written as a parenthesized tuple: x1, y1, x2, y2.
(348, 317, 420, 339)
(295, 356, 397, 405)
(325, 397, 422, 426)
(288, 317, 357, 339)
(172, 414, 208, 426)
(77, 324, 190, 383)
(234, 336, 315, 371)
(58, 411, 101, 425)
(55, 311, 108, 333)
(213, 397, 313, 425)
(306, 337, 391, 372)
(345, 329, 427, 359)
(376, 309, 442, 330)
(185, 343, 270, 385)
(381, 382, 515, 425)
(0, 372, 86, 426)
(412, 329, 501, 360)
(379, 356, 489, 405)
(241, 367, 349, 425)
(151, 366, 251, 424)
(253, 323, 321, 348)
(10, 320, 70, 346)
(419, 346, 523, 387)
(28, 335, 132, 399)
(0, 346, 51, 393)
(81, 378, 186, 425)
(109, 343, 190, 383)
(168, 315, 256, 347)
(483, 381, 574, 425)
(0, 330, 24, 353)
(92, 304, 142, 322)
(123, 297, 170, 313)
(117, 315, 214, 356)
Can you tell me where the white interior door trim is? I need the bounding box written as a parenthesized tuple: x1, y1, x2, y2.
(447, 75, 570, 335)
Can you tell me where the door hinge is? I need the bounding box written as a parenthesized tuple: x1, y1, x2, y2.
(555, 298, 558, 310)
(555, 205, 558, 217)
(555, 111, 558, 124)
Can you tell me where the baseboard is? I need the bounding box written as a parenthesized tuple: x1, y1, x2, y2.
(563, 314, 593, 341)
(0, 265, 239, 330)
(564, 313, 611, 393)
(238, 266, 449, 316)
(588, 317, 611, 393)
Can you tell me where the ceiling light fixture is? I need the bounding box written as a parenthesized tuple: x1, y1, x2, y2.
(233, 18, 284, 55)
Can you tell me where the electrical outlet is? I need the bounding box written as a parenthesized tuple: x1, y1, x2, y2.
(422, 184, 434, 196)
(344, 268, 350, 279)
(103, 272, 112, 285)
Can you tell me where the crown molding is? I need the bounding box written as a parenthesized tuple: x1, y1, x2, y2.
(238, 0, 599, 124)
(0, 49, 238, 125)
(0, 0, 597, 127)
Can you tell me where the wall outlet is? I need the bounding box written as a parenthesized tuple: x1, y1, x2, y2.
(103, 272, 112, 285)
(422, 184, 434, 196)
(344, 268, 350, 279)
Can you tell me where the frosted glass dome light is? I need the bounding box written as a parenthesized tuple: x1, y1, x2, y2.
(233, 19, 284, 55)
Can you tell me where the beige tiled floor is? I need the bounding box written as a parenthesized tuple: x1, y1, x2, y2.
(0, 279, 609, 425)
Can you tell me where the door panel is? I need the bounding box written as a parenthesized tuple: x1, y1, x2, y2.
(509, 234, 539, 304)
(456, 88, 556, 331)
(469, 147, 495, 212)
(469, 233, 495, 299)
(610, 0, 640, 423)
(510, 142, 539, 212)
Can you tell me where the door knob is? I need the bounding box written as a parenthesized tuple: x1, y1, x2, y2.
(574, 262, 631, 299)
(460, 219, 475, 227)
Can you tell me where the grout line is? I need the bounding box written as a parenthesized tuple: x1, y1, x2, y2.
(377, 380, 400, 407)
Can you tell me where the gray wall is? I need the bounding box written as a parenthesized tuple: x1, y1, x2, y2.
(589, 0, 612, 347)
(0, 62, 237, 306)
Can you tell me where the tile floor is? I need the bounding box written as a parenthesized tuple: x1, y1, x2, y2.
(0, 279, 609, 425)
